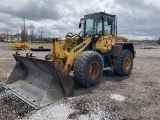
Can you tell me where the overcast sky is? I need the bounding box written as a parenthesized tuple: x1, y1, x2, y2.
(0, 0, 160, 40)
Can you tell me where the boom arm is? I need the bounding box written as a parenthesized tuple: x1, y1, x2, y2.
(52, 37, 92, 71)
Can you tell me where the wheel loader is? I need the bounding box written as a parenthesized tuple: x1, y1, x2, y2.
(8, 41, 29, 50)
(4, 12, 136, 109)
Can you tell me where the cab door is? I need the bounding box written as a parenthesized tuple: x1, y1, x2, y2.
(96, 16, 116, 53)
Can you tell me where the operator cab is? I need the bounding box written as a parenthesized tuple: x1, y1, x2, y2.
(79, 12, 118, 53)
(79, 12, 117, 37)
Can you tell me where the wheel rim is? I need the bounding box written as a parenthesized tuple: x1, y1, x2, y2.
(124, 57, 131, 70)
(88, 61, 99, 79)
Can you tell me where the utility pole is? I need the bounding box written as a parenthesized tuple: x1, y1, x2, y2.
(23, 17, 26, 42)
(41, 27, 43, 41)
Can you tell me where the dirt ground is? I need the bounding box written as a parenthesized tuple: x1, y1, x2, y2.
(0, 42, 160, 120)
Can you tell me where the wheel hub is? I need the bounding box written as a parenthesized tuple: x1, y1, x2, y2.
(88, 61, 99, 79)
(124, 57, 131, 70)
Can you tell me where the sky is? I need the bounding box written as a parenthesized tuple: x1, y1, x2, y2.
(0, 0, 160, 40)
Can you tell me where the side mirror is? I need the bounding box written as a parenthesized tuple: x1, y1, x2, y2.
(79, 23, 81, 28)
(79, 18, 84, 28)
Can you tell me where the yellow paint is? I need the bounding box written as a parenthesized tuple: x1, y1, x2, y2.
(95, 35, 115, 53)
(64, 37, 91, 71)
(8, 41, 29, 50)
(52, 37, 91, 70)
(52, 34, 128, 71)
(88, 61, 99, 79)
(116, 35, 129, 42)
(124, 57, 131, 70)
(51, 34, 118, 70)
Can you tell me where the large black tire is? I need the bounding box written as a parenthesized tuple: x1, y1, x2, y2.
(113, 50, 133, 76)
(73, 51, 103, 87)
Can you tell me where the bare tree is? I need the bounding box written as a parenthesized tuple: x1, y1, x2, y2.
(27, 24, 38, 43)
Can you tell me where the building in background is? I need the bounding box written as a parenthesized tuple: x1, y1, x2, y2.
(0, 33, 21, 42)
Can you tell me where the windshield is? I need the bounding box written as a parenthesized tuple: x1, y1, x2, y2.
(84, 14, 102, 36)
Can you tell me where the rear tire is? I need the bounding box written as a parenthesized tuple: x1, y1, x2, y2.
(113, 50, 133, 76)
(73, 51, 103, 87)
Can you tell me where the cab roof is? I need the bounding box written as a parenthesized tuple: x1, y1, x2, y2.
(84, 12, 116, 17)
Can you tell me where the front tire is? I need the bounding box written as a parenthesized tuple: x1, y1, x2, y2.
(114, 50, 133, 76)
(73, 51, 103, 87)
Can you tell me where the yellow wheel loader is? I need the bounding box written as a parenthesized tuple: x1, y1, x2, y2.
(8, 41, 29, 50)
(4, 12, 136, 109)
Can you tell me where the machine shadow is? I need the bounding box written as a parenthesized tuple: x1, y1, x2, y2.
(102, 68, 131, 82)
(71, 69, 131, 97)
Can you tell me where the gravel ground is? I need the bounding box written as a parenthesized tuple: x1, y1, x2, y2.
(0, 43, 160, 120)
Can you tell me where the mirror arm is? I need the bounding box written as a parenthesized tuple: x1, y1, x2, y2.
(79, 23, 81, 28)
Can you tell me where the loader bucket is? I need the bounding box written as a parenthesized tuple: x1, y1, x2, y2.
(4, 54, 74, 109)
